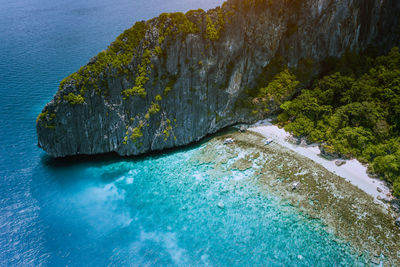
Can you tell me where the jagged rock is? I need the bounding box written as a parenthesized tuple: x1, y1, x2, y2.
(371, 257, 381, 265)
(297, 255, 304, 260)
(223, 138, 234, 145)
(393, 204, 400, 213)
(391, 201, 400, 213)
(291, 181, 300, 191)
(88, 56, 97, 65)
(367, 171, 380, 179)
(36, 0, 400, 157)
(319, 144, 342, 160)
(335, 160, 346, 167)
(395, 217, 400, 227)
(377, 187, 382, 193)
(299, 137, 308, 147)
(264, 138, 273, 145)
(239, 125, 247, 133)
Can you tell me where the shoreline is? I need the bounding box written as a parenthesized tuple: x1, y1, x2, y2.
(247, 119, 393, 206)
(195, 129, 400, 264)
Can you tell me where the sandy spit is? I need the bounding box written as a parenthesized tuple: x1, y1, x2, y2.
(248, 119, 393, 205)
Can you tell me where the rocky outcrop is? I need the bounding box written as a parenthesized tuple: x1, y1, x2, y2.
(37, 0, 400, 157)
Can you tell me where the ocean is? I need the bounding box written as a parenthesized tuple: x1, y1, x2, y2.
(0, 0, 365, 265)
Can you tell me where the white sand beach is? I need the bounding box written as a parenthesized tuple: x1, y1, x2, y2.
(248, 119, 393, 205)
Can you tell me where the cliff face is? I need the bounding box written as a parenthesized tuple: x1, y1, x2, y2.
(37, 0, 400, 157)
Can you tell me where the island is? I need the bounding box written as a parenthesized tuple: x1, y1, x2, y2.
(37, 0, 400, 201)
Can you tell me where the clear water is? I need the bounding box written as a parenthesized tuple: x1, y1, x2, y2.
(0, 0, 365, 265)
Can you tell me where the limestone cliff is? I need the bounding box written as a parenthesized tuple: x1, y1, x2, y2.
(37, 0, 400, 157)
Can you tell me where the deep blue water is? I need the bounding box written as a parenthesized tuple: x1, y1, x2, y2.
(0, 0, 366, 266)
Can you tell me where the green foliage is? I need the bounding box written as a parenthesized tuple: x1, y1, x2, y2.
(260, 68, 299, 105)
(393, 181, 400, 197)
(329, 102, 386, 132)
(36, 111, 48, 123)
(157, 11, 200, 45)
(371, 150, 400, 183)
(178, 17, 199, 35)
(164, 86, 172, 96)
(205, 15, 219, 41)
(204, 9, 226, 41)
(284, 116, 315, 136)
(275, 47, 400, 196)
(109, 21, 147, 57)
(36, 111, 56, 129)
(58, 21, 148, 99)
(148, 102, 160, 115)
(130, 127, 143, 141)
(63, 93, 85, 105)
(280, 89, 332, 121)
(314, 73, 355, 106)
(121, 49, 152, 98)
(155, 94, 162, 101)
(217, 9, 225, 32)
(56, 7, 226, 103)
(130, 121, 144, 142)
(163, 119, 173, 141)
(331, 126, 375, 157)
(154, 46, 162, 55)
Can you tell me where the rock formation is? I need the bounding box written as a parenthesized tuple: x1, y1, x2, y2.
(37, 0, 400, 157)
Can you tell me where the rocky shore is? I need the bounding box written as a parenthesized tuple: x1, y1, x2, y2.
(37, 0, 400, 157)
(193, 129, 400, 265)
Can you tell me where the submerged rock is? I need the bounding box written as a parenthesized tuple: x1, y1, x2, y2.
(264, 138, 273, 145)
(217, 201, 225, 209)
(371, 257, 381, 265)
(335, 160, 346, 167)
(196, 131, 400, 265)
(37, 0, 400, 157)
(223, 138, 235, 145)
(297, 255, 304, 260)
(291, 181, 300, 191)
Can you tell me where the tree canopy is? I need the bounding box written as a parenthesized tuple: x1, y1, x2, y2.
(259, 47, 400, 197)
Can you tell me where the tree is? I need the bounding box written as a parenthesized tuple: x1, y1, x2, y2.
(260, 68, 299, 105)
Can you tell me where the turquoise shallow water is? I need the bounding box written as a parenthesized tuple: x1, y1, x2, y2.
(0, 0, 366, 265)
(49, 145, 364, 266)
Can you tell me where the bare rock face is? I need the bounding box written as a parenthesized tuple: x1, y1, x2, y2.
(395, 217, 400, 228)
(37, 0, 400, 157)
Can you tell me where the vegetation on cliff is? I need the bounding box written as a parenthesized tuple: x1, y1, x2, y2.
(257, 47, 400, 196)
(59, 21, 148, 99)
(37, 0, 400, 171)
(38, 5, 232, 133)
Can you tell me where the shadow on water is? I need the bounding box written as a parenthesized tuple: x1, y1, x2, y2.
(40, 125, 239, 170)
